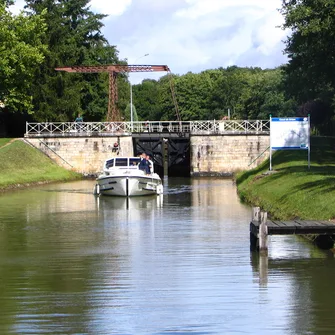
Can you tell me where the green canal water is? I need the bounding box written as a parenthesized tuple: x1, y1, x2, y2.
(0, 178, 334, 335)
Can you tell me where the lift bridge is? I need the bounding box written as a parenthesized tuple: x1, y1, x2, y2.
(25, 120, 270, 177)
(41, 64, 269, 176)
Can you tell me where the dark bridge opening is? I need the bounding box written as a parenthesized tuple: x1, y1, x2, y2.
(133, 137, 190, 178)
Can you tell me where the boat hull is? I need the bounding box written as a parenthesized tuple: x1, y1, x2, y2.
(96, 175, 162, 197)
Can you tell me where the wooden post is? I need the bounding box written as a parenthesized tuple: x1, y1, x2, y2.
(252, 207, 260, 222)
(250, 207, 260, 251)
(259, 211, 268, 254)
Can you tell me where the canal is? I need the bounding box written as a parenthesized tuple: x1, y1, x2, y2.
(0, 178, 335, 335)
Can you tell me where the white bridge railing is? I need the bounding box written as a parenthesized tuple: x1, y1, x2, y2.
(25, 120, 270, 137)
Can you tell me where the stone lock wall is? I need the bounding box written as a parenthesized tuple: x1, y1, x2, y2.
(26, 134, 270, 176)
(190, 134, 270, 176)
(26, 136, 134, 175)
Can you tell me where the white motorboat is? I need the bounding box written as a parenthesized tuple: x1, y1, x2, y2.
(94, 157, 163, 197)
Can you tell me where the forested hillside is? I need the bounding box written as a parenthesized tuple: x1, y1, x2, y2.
(132, 67, 297, 122)
(1, 0, 335, 136)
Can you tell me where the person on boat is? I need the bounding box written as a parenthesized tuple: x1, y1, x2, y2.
(139, 153, 148, 173)
(146, 155, 154, 174)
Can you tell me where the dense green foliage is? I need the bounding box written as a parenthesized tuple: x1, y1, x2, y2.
(237, 137, 335, 220)
(24, 0, 126, 122)
(281, 0, 335, 134)
(0, 140, 81, 189)
(0, 3, 46, 113)
(133, 67, 297, 121)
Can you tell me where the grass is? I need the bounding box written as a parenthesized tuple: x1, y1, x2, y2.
(0, 139, 81, 190)
(236, 136, 335, 220)
(0, 138, 13, 148)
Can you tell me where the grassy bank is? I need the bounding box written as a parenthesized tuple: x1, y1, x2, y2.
(0, 138, 12, 147)
(236, 137, 335, 220)
(0, 139, 81, 190)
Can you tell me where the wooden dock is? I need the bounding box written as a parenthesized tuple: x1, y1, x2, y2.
(250, 219, 335, 235)
(250, 207, 335, 252)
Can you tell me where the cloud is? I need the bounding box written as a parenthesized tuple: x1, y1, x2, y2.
(9, 0, 25, 14)
(103, 0, 287, 82)
(176, 0, 279, 19)
(90, 0, 132, 16)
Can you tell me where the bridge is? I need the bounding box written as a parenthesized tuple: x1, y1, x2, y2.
(25, 120, 269, 137)
(24, 120, 270, 177)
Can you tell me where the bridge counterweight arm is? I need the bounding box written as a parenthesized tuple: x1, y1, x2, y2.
(55, 64, 170, 74)
(55, 64, 176, 122)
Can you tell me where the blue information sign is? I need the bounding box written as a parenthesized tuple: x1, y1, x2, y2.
(269, 116, 310, 170)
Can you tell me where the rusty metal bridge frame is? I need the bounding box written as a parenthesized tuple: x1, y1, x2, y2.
(55, 64, 180, 122)
(25, 120, 270, 137)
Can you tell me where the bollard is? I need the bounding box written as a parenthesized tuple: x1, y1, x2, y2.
(250, 207, 260, 251)
(252, 207, 260, 222)
(259, 211, 268, 254)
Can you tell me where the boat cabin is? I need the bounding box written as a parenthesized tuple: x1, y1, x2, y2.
(104, 157, 141, 170)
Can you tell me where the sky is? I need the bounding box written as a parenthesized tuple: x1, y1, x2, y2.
(11, 0, 288, 84)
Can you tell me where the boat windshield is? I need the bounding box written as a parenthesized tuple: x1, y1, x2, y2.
(106, 159, 114, 169)
(115, 158, 128, 166)
(129, 158, 140, 166)
(105, 157, 141, 169)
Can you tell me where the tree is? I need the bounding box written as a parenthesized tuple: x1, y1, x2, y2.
(281, 0, 335, 92)
(158, 74, 179, 121)
(132, 66, 296, 122)
(241, 68, 296, 119)
(281, 0, 335, 133)
(124, 103, 138, 122)
(211, 67, 252, 119)
(0, 0, 14, 7)
(132, 79, 161, 121)
(0, 4, 46, 113)
(24, 0, 123, 122)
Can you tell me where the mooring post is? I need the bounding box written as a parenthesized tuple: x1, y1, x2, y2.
(259, 211, 268, 254)
(252, 207, 260, 222)
(250, 207, 261, 251)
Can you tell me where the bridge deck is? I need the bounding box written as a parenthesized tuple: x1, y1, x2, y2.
(250, 220, 335, 235)
(24, 120, 270, 137)
(25, 131, 191, 139)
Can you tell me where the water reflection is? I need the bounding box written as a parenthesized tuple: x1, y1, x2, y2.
(0, 179, 335, 334)
(97, 194, 163, 216)
(250, 235, 335, 335)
